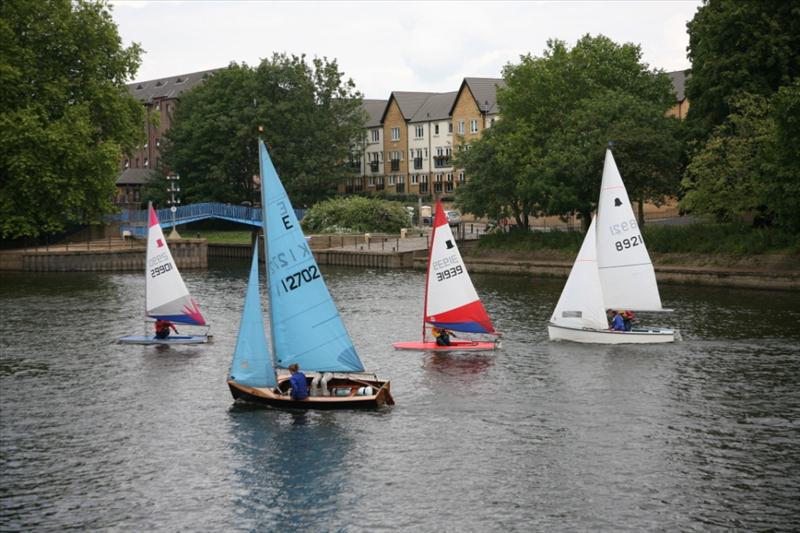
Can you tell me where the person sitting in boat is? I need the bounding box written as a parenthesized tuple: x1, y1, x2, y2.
(154, 319, 178, 339)
(288, 363, 309, 400)
(620, 310, 635, 331)
(607, 310, 626, 332)
(432, 326, 454, 346)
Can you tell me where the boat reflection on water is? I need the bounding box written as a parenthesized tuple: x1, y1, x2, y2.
(226, 406, 356, 531)
(423, 351, 494, 378)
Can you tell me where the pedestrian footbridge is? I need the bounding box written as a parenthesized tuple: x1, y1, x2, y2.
(109, 202, 304, 238)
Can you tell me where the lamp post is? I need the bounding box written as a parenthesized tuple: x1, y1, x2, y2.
(166, 173, 181, 239)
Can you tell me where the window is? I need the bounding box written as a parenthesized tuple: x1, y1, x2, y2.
(448, 122, 453, 133)
(435, 173, 442, 182)
(124, 159, 129, 169)
(415, 125, 424, 138)
(458, 171, 465, 182)
(470, 119, 478, 133)
(144, 158, 149, 168)
(490, 118, 496, 126)
(368, 177, 375, 186)
(446, 173, 453, 182)
(411, 174, 418, 184)
(421, 175, 428, 183)
(445, 181, 454, 192)
(388, 175, 396, 185)
(371, 129, 380, 143)
(434, 124, 440, 135)
(458, 120, 465, 134)
(156, 138, 160, 147)
(391, 127, 400, 141)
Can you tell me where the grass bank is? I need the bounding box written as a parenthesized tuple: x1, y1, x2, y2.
(475, 223, 800, 256)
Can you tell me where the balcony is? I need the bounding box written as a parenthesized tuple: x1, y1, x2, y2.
(433, 156, 451, 168)
(396, 183, 405, 193)
(390, 159, 400, 171)
(419, 183, 429, 193)
(413, 158, 423, 170)
(370, 161, 380, 173)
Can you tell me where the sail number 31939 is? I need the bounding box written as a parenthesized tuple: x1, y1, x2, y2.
(436, 264, 463, 281)
(280, 265, 321, 292)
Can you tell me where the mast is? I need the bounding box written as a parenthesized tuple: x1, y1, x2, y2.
(420, 200, 441, 343)
(258, 135, 278, 373)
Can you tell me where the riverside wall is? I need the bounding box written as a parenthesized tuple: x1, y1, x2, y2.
(0, 239, 207, 272)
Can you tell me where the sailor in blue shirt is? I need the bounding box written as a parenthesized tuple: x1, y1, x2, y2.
(607, 309, 626, 331)
(288, 363, 309, 400)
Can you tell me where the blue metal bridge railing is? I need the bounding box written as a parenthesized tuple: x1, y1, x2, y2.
(109, 202, 304, 238)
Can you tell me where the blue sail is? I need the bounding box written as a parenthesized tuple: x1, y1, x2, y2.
(259, 140, 364, 372)
(230, 244, 276, 388)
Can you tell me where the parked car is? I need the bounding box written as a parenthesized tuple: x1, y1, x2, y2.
(445, 210, 461, 226)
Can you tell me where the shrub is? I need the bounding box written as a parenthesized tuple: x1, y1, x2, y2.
(301, 196, 411, 233)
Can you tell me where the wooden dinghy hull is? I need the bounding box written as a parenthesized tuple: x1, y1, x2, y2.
(392, 340, 499, 351)
(548, 323, 675, 344)
(228, 375, 394, 410)
(118, 335, 209, 345)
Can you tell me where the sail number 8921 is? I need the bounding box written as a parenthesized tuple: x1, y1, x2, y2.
(436, 264, 463, 281)
(280, 265, 321, 292)
(615, 235, 643, 251)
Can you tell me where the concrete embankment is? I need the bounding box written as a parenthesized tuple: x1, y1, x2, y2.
(0, 238, 207, 272)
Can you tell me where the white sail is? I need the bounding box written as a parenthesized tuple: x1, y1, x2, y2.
(550, 217, 608, 330)
(595, 150, 664, 311)
(145, 204, 205, 325)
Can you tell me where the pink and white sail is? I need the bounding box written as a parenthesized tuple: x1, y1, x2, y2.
(145, 204, 206, 325)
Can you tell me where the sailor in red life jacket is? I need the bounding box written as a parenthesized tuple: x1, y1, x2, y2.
(154, 319, 178, 339)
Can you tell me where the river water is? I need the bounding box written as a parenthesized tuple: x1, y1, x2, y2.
(1, 262, 799, 532)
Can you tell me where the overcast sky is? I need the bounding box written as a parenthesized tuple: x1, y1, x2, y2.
(110, 0, 701, 99)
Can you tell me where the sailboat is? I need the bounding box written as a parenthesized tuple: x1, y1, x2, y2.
(227, 139, 394, 409)
(548, 149, 675, 344)
(393, 200, 499, 351)
(118, 203, 210, 345)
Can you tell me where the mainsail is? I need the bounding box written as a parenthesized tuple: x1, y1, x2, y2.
(424, 201, 494, 334)
(259, 140, 364, 372)
(595, 150, 664, 311)
(145, 203, 206, 325)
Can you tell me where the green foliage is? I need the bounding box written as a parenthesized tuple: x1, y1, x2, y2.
(457, 35, 681, 230)
(0, 0, 144, 239)
(642, 223, 800, 255)
(763, 80, 800, 231)
(476, 223, 800, 255)
(680, 94, 772, 222)
(685, 0, 800, 140)
(162, 53, 364, 208)
(301, 196, 411, 234)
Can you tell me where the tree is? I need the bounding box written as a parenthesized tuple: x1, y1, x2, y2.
(162, 53, 365, 208)
(685, 0, 800, 141)
(680, 94, 772, 222)
(456, 35, 680, 231)
(301, 196, 410, 233)
(545, 91, 682, 227)
(0, 0, 144, 239)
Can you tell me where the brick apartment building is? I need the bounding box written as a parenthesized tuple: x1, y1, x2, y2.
(116, 69, 689, 206)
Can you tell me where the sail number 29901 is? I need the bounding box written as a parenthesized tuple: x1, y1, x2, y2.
(436, 264, 463, 281)
(280, 265, 321, 292)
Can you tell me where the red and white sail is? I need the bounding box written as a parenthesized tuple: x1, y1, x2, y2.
(145, 204, 206, 325)
(424, 201, 494, 334)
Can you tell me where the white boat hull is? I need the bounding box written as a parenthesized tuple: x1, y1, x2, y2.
(548, 323, 675, 344)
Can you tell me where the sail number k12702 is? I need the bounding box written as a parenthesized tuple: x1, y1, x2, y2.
(281, 265, 321, 292)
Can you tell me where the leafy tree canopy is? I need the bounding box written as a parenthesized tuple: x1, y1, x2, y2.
(0, 0, 144, 239)
(161, 53, 364, 208)
(456, 34, 681, 230)
(685, 0, 800, 141)
(301, 196, 410, 234)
